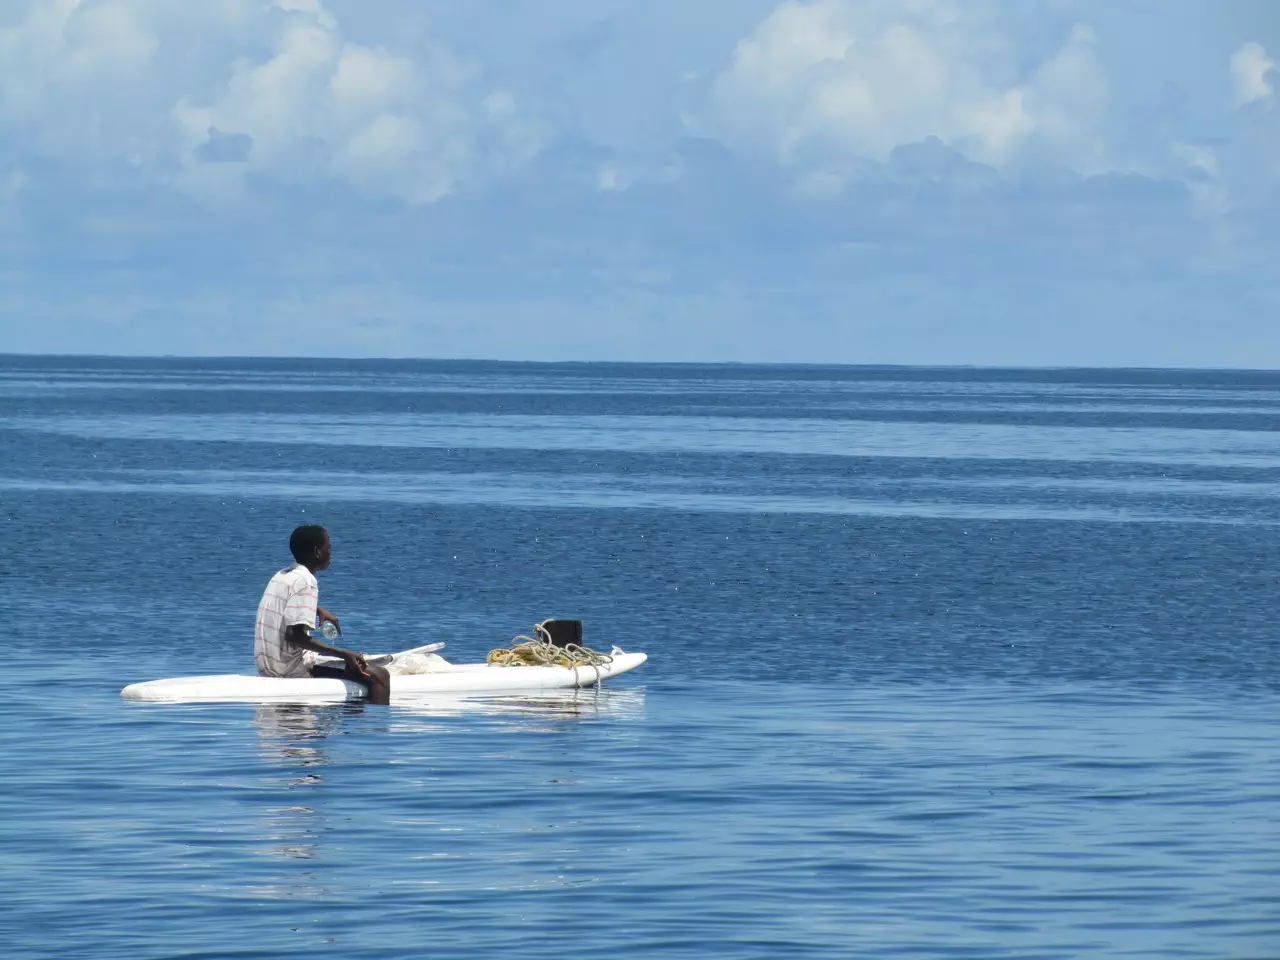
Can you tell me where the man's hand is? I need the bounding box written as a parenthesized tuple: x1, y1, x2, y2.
(341, 650, 372, 680)
(317, 607, 341, 636)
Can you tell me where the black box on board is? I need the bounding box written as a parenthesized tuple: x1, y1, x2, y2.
(540, 619, 583, 648)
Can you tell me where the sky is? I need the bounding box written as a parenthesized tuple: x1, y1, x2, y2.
(0, 0, 1277, 366)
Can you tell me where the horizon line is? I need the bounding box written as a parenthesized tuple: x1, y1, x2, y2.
(2, 351, 1279, 376)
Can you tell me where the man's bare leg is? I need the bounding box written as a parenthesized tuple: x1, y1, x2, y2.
(355, 662, 391, 705)
(312, 661, 392, 705)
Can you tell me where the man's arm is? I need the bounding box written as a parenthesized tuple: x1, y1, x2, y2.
(285, 624, 366, 669)
(290, 623, 391, 704)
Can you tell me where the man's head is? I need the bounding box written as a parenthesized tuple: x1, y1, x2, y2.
(289, 524, 331, 571)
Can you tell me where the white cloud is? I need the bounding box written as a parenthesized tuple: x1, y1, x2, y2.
(0, 0, 544, 203)
(1164, 43, 1280, 267)
(1231, 41, 1275, 106)
(331, 45, 418, 117)
(0, 0, 155, 123)
(703, 0, 1109, 176)
(597, 165, 624, 191)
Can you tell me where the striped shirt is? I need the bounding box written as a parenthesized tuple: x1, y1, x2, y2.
(254, 564, 319, 678)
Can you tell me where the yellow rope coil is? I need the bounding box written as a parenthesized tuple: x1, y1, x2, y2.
(487, 622, 613, 669)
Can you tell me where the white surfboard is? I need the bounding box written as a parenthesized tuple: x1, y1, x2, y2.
(121, 649, 647, 704)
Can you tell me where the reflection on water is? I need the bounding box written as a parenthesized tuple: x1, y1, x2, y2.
(252, 704, 343, 867)
(250, 690, 647, 737)
(247, 690, 646, 870)
(255, 701, 396, 767)
(390, 687, 647, 724)
(255, 702, 347, 773)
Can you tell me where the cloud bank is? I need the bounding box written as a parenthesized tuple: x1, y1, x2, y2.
(0, 0, 1277, 365)
(704, 0, 1108, 175)
(0, 0, 542, 202)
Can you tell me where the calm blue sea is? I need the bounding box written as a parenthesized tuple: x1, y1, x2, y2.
(0, 357, 1277, 959)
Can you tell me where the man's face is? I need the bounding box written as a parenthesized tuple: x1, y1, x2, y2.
(316, 532, 332, 571)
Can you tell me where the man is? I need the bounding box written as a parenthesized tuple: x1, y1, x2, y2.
(254, 524, 392, 705)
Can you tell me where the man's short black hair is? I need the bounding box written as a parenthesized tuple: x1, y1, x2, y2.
(289, 524, 328, 563)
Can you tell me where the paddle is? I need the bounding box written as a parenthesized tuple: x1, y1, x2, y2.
(313, 641, 447, 671)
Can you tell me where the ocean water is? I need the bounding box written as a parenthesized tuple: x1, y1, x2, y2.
(0, 356, 1277, 959)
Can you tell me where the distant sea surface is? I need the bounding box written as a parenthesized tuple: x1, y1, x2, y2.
(1, 356, 1277, 959)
